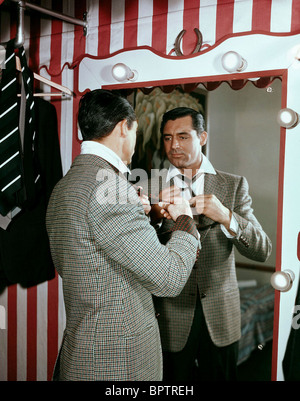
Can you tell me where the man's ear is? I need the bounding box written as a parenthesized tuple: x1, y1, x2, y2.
(119, 119, 128, 138)
(200, 131, 208, 146)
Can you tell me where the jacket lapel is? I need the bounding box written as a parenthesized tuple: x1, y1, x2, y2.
(199, 171, 227, 243)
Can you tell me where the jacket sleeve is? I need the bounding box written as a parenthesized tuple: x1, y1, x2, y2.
(87, 178, 200, 298)
(231, 176, 272, 262)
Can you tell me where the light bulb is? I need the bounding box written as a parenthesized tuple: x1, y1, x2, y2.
(277, 108, 299, 129)
(221, 51, 247, 73)
(111, 63, 138, 82)
(270, 270, 295, 292)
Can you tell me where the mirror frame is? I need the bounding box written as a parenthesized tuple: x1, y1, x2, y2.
(75, 31, 300, 381)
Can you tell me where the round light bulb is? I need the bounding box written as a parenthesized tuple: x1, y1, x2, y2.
(221, 51, 247, 73)
(270, 270, 295, 292)
(111, 63, 137, 82)
(277, 108, 299, 129)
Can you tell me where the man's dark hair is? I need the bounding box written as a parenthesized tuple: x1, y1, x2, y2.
(78, 89, 136, 141)
(160, 107, 205, 136)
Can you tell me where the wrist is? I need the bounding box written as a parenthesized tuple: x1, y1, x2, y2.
(221, 208, 232, 230)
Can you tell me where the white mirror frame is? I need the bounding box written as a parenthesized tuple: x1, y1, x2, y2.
(76, 32, 300, 381)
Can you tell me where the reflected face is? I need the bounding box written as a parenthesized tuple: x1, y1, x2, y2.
(163, 116, 207, 173)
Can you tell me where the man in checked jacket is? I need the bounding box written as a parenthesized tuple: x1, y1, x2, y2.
(46, 90, 200, 381)
(151, 107, 272, 381)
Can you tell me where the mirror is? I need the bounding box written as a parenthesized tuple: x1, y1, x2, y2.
(76, 32, 300, 381)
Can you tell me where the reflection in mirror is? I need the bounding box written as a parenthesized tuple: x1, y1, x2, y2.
(208, 78, 281, 380)
(126, 77, 281, 380)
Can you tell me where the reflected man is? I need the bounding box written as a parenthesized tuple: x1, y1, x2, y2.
(151, 107, 272, 381)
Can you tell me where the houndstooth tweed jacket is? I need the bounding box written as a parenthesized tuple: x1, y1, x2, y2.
(152, 168, 272, 350)
(46, 154, 199, 381)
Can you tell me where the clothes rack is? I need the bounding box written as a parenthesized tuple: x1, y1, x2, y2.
(15, 55, 73, 97)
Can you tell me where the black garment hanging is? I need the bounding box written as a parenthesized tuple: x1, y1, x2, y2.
(0, 41, 63, 291)
(0, 39, 41, 216)
(0, 40, 24, 215)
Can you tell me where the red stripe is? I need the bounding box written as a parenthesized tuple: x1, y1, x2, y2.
(72, 0, 87, 160)
(152, 0, 168, 53)
(291, 0, 300, 32)
(7, 285, 17, 381)
(182, 0, 200, 56)
(98, 0, 112, 56)
(27, 287, 37, 381)
(252, 0, 272, 31)
(124, 0, 139, 48)
(215, 0, 234, 42)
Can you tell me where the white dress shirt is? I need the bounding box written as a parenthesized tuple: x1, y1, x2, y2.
(80, 140, 130, 175)
(166, 154, 238, 238)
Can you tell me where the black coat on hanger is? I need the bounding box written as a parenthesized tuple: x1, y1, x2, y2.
(0, 41, 63, 291)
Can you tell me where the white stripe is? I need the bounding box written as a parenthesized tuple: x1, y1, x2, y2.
(58, 276, 66, 351)
(1, 175, 21, 192)
(199, 0, 217, 47)
(0, 151, 19, 169)
(0, 127, 18, 144)
(233, 0, 253, 33)
(0, 288, 8, 381)
(85, 0, 99, 56)
(110, 0, 125, 53)
(137, 0, 153, 47)
(0, 102, 18, 119)
(34, 174, 40, 184)
(36, 281, 48, 381)
(5, 53, 14, 64)
(1, 77, 17, 92)
(271, 0, 292, 32)
(16, 285, 27, 381)
(60, 45, 74, 174)
(167, 0, 184, 54)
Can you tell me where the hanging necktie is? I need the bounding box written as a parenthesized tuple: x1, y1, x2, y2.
(0, 40, 24, 216)
(18, 46, 41, 206)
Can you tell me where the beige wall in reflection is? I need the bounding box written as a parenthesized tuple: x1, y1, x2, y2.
(207, 79, 282, 284)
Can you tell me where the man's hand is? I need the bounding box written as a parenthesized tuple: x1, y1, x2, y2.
(189, 194, 233, 231)
(158, 196, 193, 221)
(139, 193, 151, 214)
(151, 185, 193, 222)
(135, 186, 151, 215)
(150, 185, 182, 222)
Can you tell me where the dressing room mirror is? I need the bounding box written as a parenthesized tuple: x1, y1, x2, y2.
(76, 32, 300, 381)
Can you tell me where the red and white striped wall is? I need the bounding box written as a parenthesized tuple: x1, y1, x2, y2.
(0, 0, 299, 381)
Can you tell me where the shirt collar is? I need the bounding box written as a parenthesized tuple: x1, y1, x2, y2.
(166, 153, 216, 183)
(80, 140, 130, 175)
